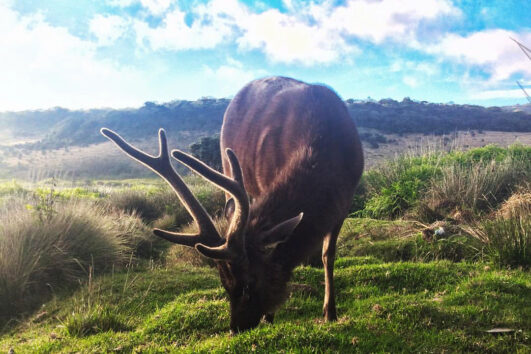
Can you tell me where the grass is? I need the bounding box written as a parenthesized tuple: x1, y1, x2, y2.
(0, 200, 155, 323)
(0, 260, 528, 352)
(0, 144, 530, 352)
(338, 218, 483, 263)
(357, 144, 531, 219)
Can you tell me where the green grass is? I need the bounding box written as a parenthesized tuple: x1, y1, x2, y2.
(357, 144, 531, 219)
(1, 144, 530, 352)
(0, 259, 528, 353)
(338, 218, 484, 263)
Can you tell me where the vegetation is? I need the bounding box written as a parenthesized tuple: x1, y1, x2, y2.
(356, 144, 530, 219)
(190, 135, 222, 172)
(0, 145, 529, 352)
(0, 99, 528, 152)
(0, 261, 528, 352)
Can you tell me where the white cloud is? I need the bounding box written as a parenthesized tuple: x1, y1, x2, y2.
(427, 29, 531, 81)
(108, 0, 172, 15)
(0, 4, 148, 110)
(470, 88, 530, 100)
(131, 0, 457, 65)
(89, 14, 129, 46)
(202, 61, 267, 95)
(237, 8, 357, 65)
(403, 76, 419, 88)
(134, 2, 236, 50)
(324, 0, 459, 44)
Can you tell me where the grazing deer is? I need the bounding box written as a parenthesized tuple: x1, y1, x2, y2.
(101, 76, 363, 332)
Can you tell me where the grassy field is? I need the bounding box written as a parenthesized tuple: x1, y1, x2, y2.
(1, 130, 530, 179)
(0, 144, 530, 352)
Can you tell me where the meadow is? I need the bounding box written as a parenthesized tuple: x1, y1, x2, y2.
(0, 144, 529, 353)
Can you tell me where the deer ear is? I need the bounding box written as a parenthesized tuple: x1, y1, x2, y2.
(224, 198, 235, 221)
(261, 213, 303, 248)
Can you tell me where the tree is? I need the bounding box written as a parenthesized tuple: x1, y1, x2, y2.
(189, 135, 222, 171)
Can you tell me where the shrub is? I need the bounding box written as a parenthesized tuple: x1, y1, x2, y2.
(0, 201, 152, 322)
(164, 217, 228, 268)
(423, 155, 529, 218)
(106, 189, 169, 222)
(358, 145, 531, 219)
(361, 155, 440, 218)
(106, 175, 225, 225)
(467, 210, 530, 269)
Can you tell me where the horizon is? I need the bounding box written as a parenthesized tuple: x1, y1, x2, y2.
(1, 0, 530, 111)
(2, 93, 531, 114)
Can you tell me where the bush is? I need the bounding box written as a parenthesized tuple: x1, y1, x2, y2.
(106, 189, 170, 222)
(0, 201, 152, 322)
(106, 176, 225, 225)
(467, 211, 530, 269)
(361, 155, 440, 218)
(423, 156, 529, 217)
(357, 145, 531, 220)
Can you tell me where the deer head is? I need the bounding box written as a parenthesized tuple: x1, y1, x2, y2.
(101, 128, 303, 331)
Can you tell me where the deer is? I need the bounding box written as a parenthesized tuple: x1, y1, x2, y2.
(101, 76, 364, 332)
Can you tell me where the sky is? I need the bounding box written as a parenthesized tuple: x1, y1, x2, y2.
(1, 0, 530, 111)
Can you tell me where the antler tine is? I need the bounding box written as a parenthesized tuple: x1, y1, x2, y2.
(100, 128, 222, 246)
(171, 148, 250, 259)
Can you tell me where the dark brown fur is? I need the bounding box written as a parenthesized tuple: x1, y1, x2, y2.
(101, 76, 364, 333)
(218, 77, 363, 330)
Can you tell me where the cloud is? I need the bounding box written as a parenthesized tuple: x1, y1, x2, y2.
(108, 0, 173, 15)
(470, 88, 530, 100)
(322, 0, 459, 44)
(201, 59, 268, 96)
(237, 8, 357, 65)
(133, 2, 236, 50)
(89, 14, 129, 46)
(427, 29, 531, 82)
(0, 3, 147, 110)
(403, 76, 419, 88)
(130, 0, 457, 65)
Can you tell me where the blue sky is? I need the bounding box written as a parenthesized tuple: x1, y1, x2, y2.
(1, 0, 530, 110)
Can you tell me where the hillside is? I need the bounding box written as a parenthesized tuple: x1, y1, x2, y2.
(1, 145, 529, 352)
(1, 99, 529, 150)
(0, 98, 530, 179)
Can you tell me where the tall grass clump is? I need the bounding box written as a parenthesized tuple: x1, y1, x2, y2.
(357, 144, 530, 220)
(423, 154, 529, 217)
(106, 175, 225, 224)
(360, 153, 442, 218)
(484, 212, 530, 268)
(464, 192, 531, 268)
(0, 201, 151, 322)
(106, 189, 170, 222)
(466, 211, 530, 269)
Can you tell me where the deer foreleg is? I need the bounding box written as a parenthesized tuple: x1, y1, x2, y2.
(322, 224, 341, 321)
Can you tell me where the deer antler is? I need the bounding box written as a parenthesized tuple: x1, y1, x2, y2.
(172, 148, 250, 260)
(100, 128, 223, 248)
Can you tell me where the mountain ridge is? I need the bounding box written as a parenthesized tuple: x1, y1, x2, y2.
(0, 98, 529, 150)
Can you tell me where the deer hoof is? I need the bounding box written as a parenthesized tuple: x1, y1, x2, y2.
(323, 308, 337, 322)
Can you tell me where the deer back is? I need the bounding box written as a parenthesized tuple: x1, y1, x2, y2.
(220, 76, 364, 267)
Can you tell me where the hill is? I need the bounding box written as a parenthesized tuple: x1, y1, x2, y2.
(0, 98, 529, 179)
(0, 99, 529, 150)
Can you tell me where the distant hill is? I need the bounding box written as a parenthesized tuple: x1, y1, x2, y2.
(0, 98, 529, 151)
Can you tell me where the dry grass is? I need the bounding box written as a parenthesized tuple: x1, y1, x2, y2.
(496, 189, 531, 219)
(164, 217, 228, 268)
(422, 156, 528, 218)
(0, 201, 152, 322)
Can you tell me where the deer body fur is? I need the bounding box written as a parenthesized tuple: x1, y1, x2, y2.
(101, 76, 364, 332)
